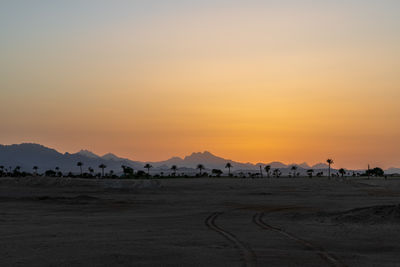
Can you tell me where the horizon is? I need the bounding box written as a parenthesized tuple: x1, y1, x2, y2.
(1, 142, 398, 170)
(1, 1, 400, 170)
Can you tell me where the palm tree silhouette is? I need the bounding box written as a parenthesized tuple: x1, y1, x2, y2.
(264, 165, 271, 178)
(121, 165, 126, 174)
(273, 169, 281, 178)
(197, 164, 204, 176)
(144, 164, 152, 175)
(77, 162, 83, 176)
(291, 165, 297, 177)
(99, 164, 107, 177)
(15, 166, 21, 173)
(33, 166, 38, 175)
(326, 159, 334, 179)
(170, 165, 178, 176)
(338, 168, 346, 177)
(225, 163, 232, 176)
(55, 167, 60, 177)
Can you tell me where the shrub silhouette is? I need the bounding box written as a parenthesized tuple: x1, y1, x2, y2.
(121, 165, 134, 177)
(290, 165, 297, 177)
(338, 168, 346, 177)
(212, 169, 223, 177)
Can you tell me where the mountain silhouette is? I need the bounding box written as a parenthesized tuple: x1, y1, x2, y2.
(0, 143, 378, 175)
(101, 153, 122, 161)
(312, 163, 330, 169)
(77, 149, 99, 159)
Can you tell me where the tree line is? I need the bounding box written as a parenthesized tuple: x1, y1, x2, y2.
(0, 158, 386, 179)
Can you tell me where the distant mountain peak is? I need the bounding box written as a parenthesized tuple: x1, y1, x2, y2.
(6, 143, 46, 149)
(77, 149, 99, 158)
(312, 163, 329, 169)
(184, 151, 222, 161)
(266, 161, 288, 168)
(0, 143, 59, 154)
(188, 151, 214, 156)
(298, 162, 311, 169)
(102, 153, 120, 160)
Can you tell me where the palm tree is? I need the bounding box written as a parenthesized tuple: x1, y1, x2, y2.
(14, 166, 21, 175)
(99, 164, 107, 177)
(338, 168, 346, 177)
(326, 159, 334, 179)
(197, 164, 204, 176)
(144, 164, 152, 175)
(33, 166, 38, 175)
(55, 167, 61, 177)
(170, 165, 178, 176)
(291, 165, 298, 177)
(225, 163, 232, 176)
(264, 165, 271, 178)
(77, 162, 83, 176)
(273, 169, 281, 178)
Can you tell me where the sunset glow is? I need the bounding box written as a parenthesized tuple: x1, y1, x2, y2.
(1, 1, 399, 169)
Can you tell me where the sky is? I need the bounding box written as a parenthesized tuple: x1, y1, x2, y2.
(1, 1, 400, 169)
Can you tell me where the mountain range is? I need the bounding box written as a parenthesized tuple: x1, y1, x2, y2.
(0, 143, 397, 175)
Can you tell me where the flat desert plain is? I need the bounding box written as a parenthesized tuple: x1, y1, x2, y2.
(1, 177, 400, 266)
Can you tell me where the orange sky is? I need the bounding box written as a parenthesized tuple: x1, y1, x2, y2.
(1, 1, 400, 169)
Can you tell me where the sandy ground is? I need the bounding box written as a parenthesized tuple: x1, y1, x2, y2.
(0, 177, 399, 267)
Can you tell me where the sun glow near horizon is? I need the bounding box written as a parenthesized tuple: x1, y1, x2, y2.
(1, 1, 399, 169)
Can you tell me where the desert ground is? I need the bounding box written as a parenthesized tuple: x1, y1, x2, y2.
(0, 176, 399, 267)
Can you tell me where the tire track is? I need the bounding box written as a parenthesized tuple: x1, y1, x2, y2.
(205, 212, 257, 267)
(253, 213, 347, 267)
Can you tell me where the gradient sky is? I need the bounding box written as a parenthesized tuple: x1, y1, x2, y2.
(1, 1, 399, 169)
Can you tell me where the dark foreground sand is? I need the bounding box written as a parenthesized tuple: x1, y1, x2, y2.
(1, 177, 399, 266)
